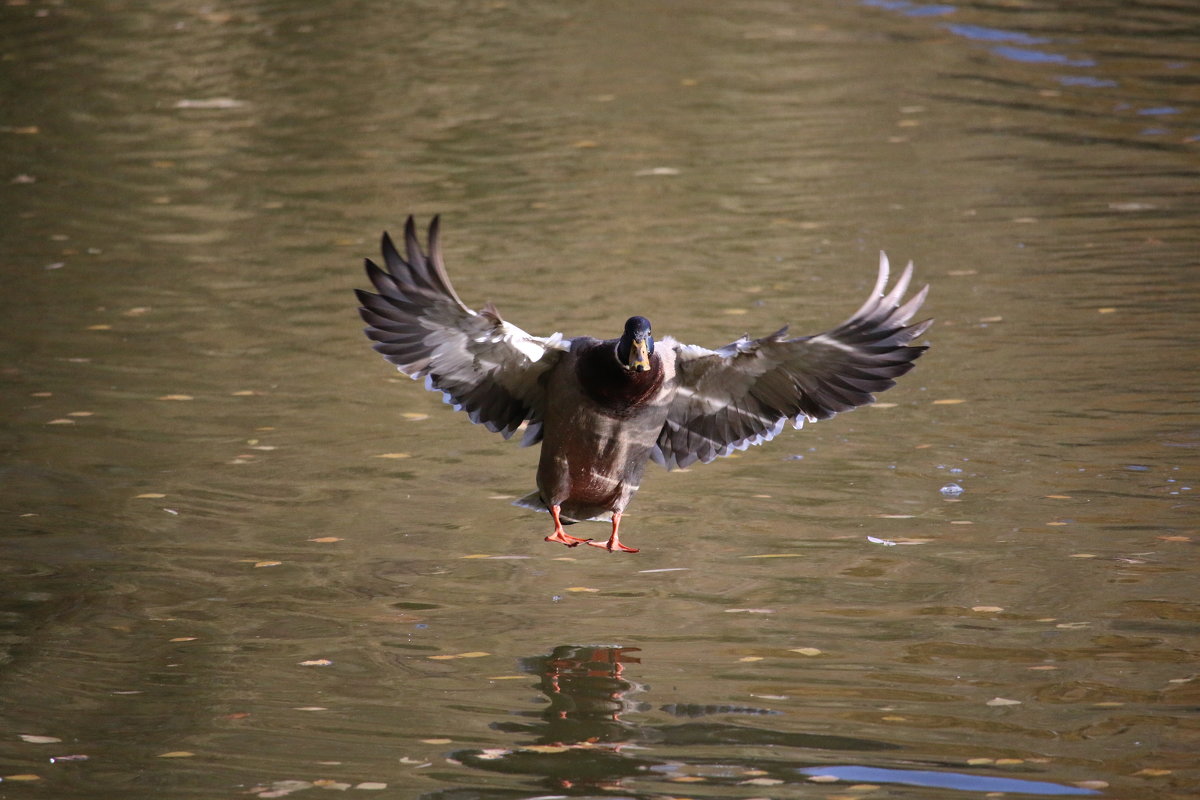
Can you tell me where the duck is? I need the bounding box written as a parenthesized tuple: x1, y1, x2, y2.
(355, 216, 931, 553)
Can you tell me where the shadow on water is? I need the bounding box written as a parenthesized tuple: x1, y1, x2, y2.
(438, 645, 1095, 798)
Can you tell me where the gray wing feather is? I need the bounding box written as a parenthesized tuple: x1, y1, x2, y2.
(355, 216, 567, 441)
(652, 252, 931, 470)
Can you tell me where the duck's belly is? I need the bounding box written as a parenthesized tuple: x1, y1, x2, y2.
(537, 410, 662, 522)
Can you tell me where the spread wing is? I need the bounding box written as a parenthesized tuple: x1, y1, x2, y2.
(354, 216, 567, 443)
(652, 252, 931, 469)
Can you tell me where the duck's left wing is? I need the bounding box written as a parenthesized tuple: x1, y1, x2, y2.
(652, 253, 931, 470)
(355, 216, 568, 443)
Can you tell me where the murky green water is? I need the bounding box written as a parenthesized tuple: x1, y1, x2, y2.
(2, 1, 1198, 798)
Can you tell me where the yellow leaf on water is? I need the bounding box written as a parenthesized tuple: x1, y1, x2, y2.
(355, 783, 388, 790)
(18, 735, 61, 744)
(421, 738, 452, 744)
(299, 659, 333, 666)
(986, 697, 1022, 706)
(790, 647, 822, 656)
(487, 675, 526, 680)
(1045, 494, 1072, 499)
(1097, 307, 1117, 314)
(86, 324, 112, 331)
(565, 586, 599, 592)
(2, 774, 42, 781)
(47, 418, 75, 425)
(428, 651, 490, 660)
(308, 537, 343, 543)
(522, 744, 569, 753)
(669, 776, 707, 783)
(1134, 769, 1172, 777)
(169, 637, 197, 643)
(67, 411, 94, 417)
(158, 394, 193, 401)
(156, 751, 194, 758)
(253, 561, 281, 568)
(932, 398, 966, 405)
(401, 413, 429, 421)
(972, 606, 1004, 613)
(374, 452, 410, 459)
(738, 656, 764, 663)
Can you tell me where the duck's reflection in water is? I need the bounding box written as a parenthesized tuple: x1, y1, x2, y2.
(442, 644, 896, 795)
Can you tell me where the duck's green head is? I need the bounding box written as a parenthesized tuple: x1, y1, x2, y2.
(617, 316, 655, 373)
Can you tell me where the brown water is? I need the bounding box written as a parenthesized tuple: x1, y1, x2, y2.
(2, 1, 1198, 798)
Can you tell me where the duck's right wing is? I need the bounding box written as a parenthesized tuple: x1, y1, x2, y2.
(355, 216, 567, 443)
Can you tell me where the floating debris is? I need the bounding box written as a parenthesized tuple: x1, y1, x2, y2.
(940, 482, 964, 496)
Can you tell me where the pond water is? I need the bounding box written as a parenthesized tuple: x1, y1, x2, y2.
(1, 1, 1198, 798)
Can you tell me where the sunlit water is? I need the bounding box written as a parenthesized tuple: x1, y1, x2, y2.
(2, 1, 1198, 798)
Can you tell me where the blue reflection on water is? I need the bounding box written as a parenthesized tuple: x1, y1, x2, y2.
(944, 23, 1048, 45)
(797, 765, 1101, 795)
(990, 45, 1095, 67)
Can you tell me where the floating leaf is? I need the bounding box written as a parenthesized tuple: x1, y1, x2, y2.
(2, 774, 42, 781)
(428, 652, 489, 660)
(312, 779, 351, 790)
(299, 659, 333, 666)
(971, 606, 1003, 613)
(742, 777, 784, 786)
(1045, 494, 1071, 499)
(254, 561, 282, 568)
(308, 537, 343, 543)
(168, 637, 198, 643)
(790, 647, 822, 656)
(354, 782, 388, 790)
(158, 394, 193, 401)
(932, 398, 967, 405)
(867, 536, 897, 546)
(18, 735, 61, 744)
(156, 751, 194, 758)
(294, 706, 327, 711)
(420, 738, 451, 744)
(725, 608, 774, 614)
(400, 413, 428, 421)
(738, 656, 764, 662)
(986, 697, 1022, 706)
(374, 453, 410, 459)
(46, 418, 75, 425)
(86, 324, 111, 331)
(565, 586, 599, 593)
(67, 411, 93, 417)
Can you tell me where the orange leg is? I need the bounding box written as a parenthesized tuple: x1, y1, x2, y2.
(587, 512, 639, 553)
(544, 504, 592, 547)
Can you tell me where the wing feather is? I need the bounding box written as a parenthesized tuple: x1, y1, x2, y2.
(654, 252, 930, 469)
(355, 216, 567, 441)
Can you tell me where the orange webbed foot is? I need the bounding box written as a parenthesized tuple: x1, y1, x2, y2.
(585, 511, 639, 553)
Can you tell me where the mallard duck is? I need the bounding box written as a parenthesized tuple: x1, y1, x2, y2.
(356, 217, 931, 553)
